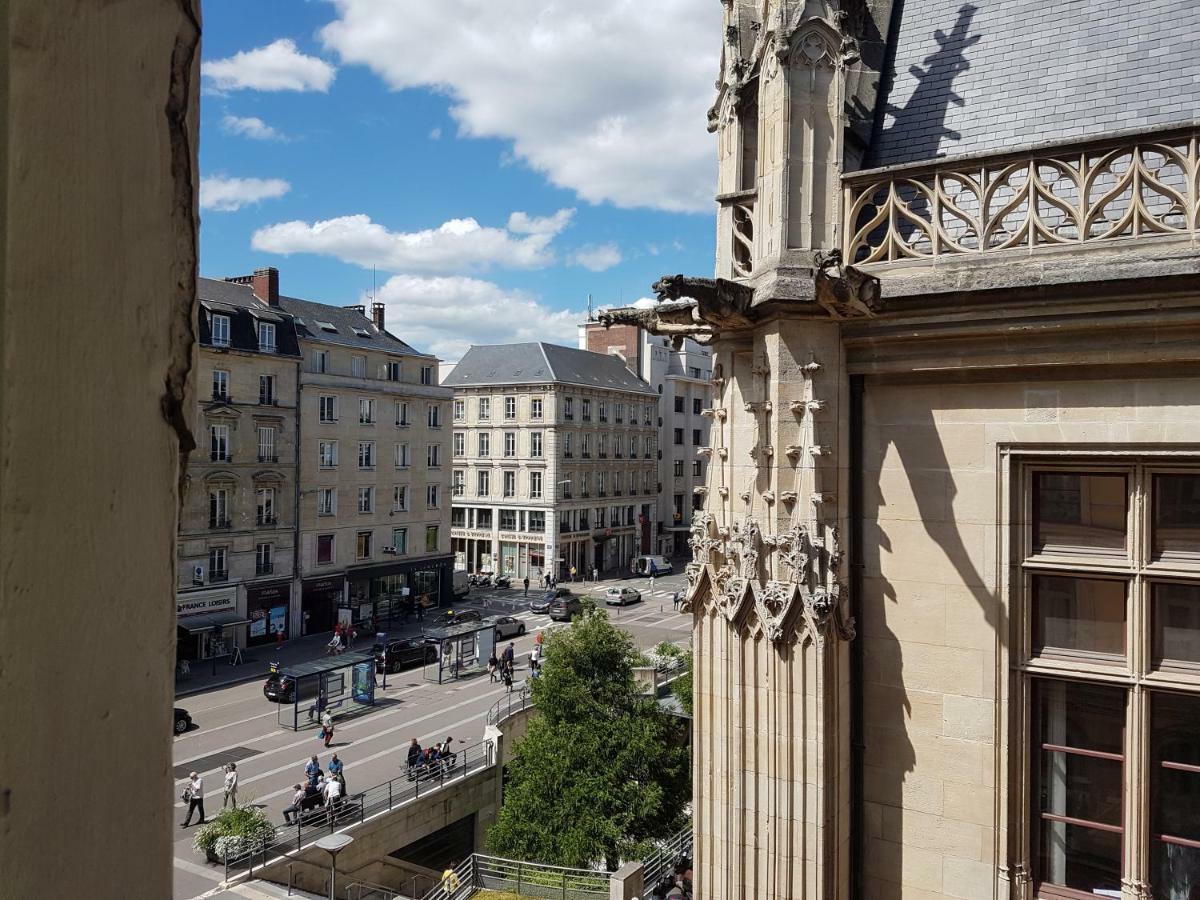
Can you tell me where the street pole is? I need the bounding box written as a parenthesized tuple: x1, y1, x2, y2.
(315, 833, 353, 900)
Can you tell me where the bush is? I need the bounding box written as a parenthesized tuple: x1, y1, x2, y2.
(193, 806, 275, 859)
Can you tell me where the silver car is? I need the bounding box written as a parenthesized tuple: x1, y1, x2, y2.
(493, 615, 526, 640)
(604, 586, 642, 606)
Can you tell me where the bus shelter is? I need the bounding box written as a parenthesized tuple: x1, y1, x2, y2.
(423, 621, 495, 684)
(274, 652, 376, 731)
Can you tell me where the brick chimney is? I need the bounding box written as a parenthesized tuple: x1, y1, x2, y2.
(371, 302, 386, 330)
(251, 267, 279, 307)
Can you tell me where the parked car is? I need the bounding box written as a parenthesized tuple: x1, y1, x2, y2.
(549, 595, 585, 622)
(631, 555, 674, 576)
(531, 587, 572, 614)
(173, 707, 192, 735)
(373, 637, 437, 673)
(263, 672, 320, 703)
(493, 616, 526, 640)
(605, 586, 642, 606)
(429, 608, 483, 628)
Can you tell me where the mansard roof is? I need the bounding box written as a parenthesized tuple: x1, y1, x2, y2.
(445, 342, 657, 395)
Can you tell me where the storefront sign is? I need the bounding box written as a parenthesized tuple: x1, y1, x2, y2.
(176, 591, 236, 618)
(453, 529, 492, 540)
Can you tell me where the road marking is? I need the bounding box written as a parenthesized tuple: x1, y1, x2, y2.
(174, 856, 224, 882)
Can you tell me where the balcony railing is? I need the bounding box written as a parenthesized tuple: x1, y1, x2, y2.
(256, 514, 277, 527)
(212, 392, 230, 403)
(209, 569, 229, 583)
(844, 125, 1200, 265)
(209, 518, 231, 529)
(211, 452, 231, 463)
(258, 454, 278, 463)
(256, 563, 273, 576)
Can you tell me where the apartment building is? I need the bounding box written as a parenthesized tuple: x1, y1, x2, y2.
(176, 274, 301, 661)
(579, 318, 713, 558)
(444, 342, 659, 581)
(278, 293, 453, 635)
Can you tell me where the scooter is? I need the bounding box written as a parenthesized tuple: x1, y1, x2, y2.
(468, 572, 492, 588)
(493, 574, 512, 589)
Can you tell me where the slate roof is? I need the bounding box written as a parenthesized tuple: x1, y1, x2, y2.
(197, 277, 301, 357)
(444, 342, 657, 395)
(862, 0, 1200, 168)
(276, 294, 432, 359)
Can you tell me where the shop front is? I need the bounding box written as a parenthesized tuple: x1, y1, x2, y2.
(347, 555, 454, 629)
(451, 528, 493, 574)
(301, 575, 344, 636)
(176, 586, 247, 661)
(246, 580, 291, 646)
(497, 533, 548, 580)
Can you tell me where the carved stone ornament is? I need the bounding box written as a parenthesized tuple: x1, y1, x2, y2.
(755, 580, 798, 642)
(762, 490, 775, 503)
(688, 512, 722, 566)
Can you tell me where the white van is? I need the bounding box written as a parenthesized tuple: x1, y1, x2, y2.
(452, 569, 470, 599)
(631, 555, 673, 577)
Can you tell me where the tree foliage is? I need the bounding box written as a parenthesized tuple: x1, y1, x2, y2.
(487, 610, 690, 871)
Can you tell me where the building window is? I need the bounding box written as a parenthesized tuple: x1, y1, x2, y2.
(582, 399, 591, 421)
(313, 350, 328, 374)
(208, 547, 228, 581)
(530, 471, 543, 499)
(320, 395, 338, 423)
(319, 440, 338, 469)
(599, 402, 608, 423)
(693, 398, 703, 415)
(210, 424, 230, 462)
(582, 434, 591, 458)
(477, 509, 493, 528)
(691, 428, 701, 446)
(358, 486, 374, 514)
(257, 321, 276, 353)
(360, 398, 376, 424)
(358, 441, 376, 469)
(563, 433, 573, 458)
(478, 470, 490, 497)
(256, 487, 276, 525)
(673, 428, 684, 446)
(392, 528, 407, 555)
(503, 470, 516, 498)
(531, 398, 543, 420)
(451, 508, 466, 528)
(599, 434, 608, 458)
(504, 396, 517, 420)
(615, 403, 624, 423)
(255, 542, 273, 576)
(688, 366, 701, 378)
(504, 432, 517, 458)
(563, 397, 574, 420)
(351, 355, 366, 378)
(674, 396, 685, 413)
(453, 433, 465, 457)
(420, 365, 433, 385)
(693, 459, 703, 477)
(257, 426, 276, 463)
(385, 361, 401, 381)
(210, 313, 230, 347)
(427, 444, 441, 468)
(598, 472, 606, 496)
(1021, 461, 1200, 898)
(428, 404, 441, 428)
(500, 510, 517, 531)
(317, 488, 335, 517)
(209, 488, 230, 529)
(531, 431, 543, 458)
(427, 484, 439, 509)
(529, 511, 545, 532)
(212, 369, 229, 401)
(478, 433, 490, 458)
(673, 460, 684, 477)
(479, 397, 491, 421)
(425, 525, 439, 553)
(395, 443, 410, 468)
(630, 436, 638, 458)
(393, 485, 408, 512)
(452, 469, 465, 497)
(356, 530, 373, 560)
(453, 399, 465, 421)
(317, 534, 335, 565)
(395, 401, 410, 427)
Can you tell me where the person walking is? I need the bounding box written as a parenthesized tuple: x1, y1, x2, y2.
(416, 595, 426, 622)
(502, 659, 514, 692)
(592, 566, 598, 583)
(523, 576, 529, 597)
(441, 866, 460, 893)
(487, 650, 499, 682)
(222, 762, 239, 809)
(570, 565, 577, 582)
(275, 626, 284, 648)
(406, 738, 422, 773)
(502, 642, 515, 669)
(181, 772, 205, 827)
(321, 710, 334, 747)
(283, 783, 306, 825)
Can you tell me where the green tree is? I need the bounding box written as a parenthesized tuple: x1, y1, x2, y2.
(670, 650, 693, 717)
(487, 610, 690, 871)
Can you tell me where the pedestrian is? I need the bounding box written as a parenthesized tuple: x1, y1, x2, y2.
(406, 738, 422, 773)
(592, 566, 598, 582)
(180, 771, 205, 827)
(523, 576, 529, 597)
(328, 753, 345, 791)
(416, 595, 426, 622)
(302, 610, 311, 636)
(345, 623, 355, 647)
(541, 572, 548, 589)
(487, 650, 499, 682)
(305, 754, 321, 786)
(222, 762, 238, 809)
(283, 783, 306, 825)
(275, 626, 284, 648)
(326, 632, 343, 655)
(570, 565, 577, 582)
(502, 642, 515, 668)
(321, 710, 334, 747)
(441, 867, 460, 893)
(322, 774, 343, 808)
(502, 660, 514, 692)
(673, 590, 682, 612)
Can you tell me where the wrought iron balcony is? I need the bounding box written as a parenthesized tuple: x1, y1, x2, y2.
(258, 454, 278, 463)
(844, 125, 1200, 265)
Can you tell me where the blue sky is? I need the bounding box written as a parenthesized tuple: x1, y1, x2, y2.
(199, 0, 721, 360)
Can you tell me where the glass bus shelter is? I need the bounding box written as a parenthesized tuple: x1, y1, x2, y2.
(423, 621, 495, 684)
(274, 652, 376, 731)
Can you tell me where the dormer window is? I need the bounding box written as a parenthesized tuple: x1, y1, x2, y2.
(257, 321, 276, 353)
(211, 314, 230, 348)
(316, 320, 337, 333)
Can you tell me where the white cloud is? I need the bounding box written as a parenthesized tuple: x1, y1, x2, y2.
(221, 115, 285, 141)
(251, 208, 574, 273)
(320, 1, 719, 213)
(203, 39, 336, 93)
(372, 274, 583, 361)
(200, 175, 291, 212)
(429, 127, 442, 140)
(569, 242, 622, 272)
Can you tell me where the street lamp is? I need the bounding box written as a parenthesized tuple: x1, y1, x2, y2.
(315, 833, 353, 900)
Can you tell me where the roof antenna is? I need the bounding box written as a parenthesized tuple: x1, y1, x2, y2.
(587, 293, 593, 321)
(372, 265, 377, 303)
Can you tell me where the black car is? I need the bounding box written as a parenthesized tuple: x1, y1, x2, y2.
(531, 587, 572, 614)
(263, 672, 320, 703)
(373, 638, 438, 673)
(173, 707, 192, 735)
(429, 608, 483, 628)
(549, 595, 584, 622)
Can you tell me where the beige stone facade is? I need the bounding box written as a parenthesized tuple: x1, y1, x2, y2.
(605, 2, 1200, 898)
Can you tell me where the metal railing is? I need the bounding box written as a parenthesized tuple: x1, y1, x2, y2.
(345, 879, 405, 899)
(486, 683, 533, 727)
(420, 854, 611, 900)
(641, 823, 693, 892)
(223, 740, 494, 883)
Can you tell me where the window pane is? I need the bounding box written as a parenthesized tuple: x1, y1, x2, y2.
(1033, 472, 1127, 556)
(1152, 692, 1200, 899)
(1153, 474, 1200, 564)
(1033, 575, 1126, 659)
(1153, 583, 1200, 668)
(1036, 822, 1122, 897)
(1038, 750, 1123, 827)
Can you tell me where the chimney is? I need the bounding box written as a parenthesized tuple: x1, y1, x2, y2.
(371, 302, 386, 331)
(252, 267, 279, 307)
(343, 304, 366, 317)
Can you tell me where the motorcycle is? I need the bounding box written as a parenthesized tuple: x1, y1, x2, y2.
(468, 572, 492, 588)
(493, 574, 512, 589)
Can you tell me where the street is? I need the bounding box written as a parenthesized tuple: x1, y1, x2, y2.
(172, 571, 691, 899)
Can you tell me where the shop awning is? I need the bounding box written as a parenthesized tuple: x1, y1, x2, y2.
(178, 611, 251, 634)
